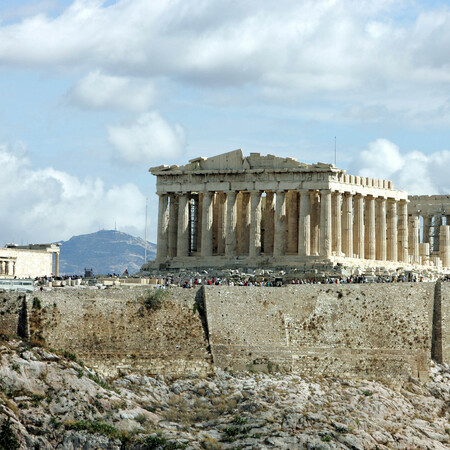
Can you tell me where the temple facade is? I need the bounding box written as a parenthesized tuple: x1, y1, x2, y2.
(149, 150, 450, 271)
(0, 244, 60, 278)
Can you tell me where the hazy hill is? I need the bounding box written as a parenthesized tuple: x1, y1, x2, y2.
(59, 229, 156, 275)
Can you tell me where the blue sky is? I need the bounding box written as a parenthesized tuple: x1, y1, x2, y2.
(0, 0, 450, 245)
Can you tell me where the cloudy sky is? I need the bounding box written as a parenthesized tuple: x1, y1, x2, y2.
(1, 0, 450, 245)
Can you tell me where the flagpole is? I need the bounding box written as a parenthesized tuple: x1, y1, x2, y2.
(144, 198, 148, 262)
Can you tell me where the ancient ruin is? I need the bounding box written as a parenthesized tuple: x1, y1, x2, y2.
(149, 150, 450, 272)
(0, 243, 60, 278)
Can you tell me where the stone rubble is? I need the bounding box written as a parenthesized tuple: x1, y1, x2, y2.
(0, 338, 449, 449)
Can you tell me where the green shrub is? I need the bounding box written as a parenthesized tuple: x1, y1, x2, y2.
(32, 297, 41, 309)
(0, 417, 19, 450)
(64, 420, 118, 437)
(142, 289, 169, 310)
(143, 434, 187, 449)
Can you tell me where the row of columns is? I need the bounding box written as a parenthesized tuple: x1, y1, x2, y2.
(422, 214, 450, 253)
(156, 190, 450, 267)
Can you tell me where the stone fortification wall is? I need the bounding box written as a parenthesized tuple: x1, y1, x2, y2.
(441, 283, 450, 364)
(204, 284, 436, 383)
(0, 294, 26, 337)
(27, 287, 211, 377)
(0, 283, 448, 383)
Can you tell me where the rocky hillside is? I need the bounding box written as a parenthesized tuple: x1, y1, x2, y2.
(59, 230, 156, 276)
(0, 337, 449, 449)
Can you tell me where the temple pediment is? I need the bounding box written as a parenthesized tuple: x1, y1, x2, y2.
(150, 149, 335, 174)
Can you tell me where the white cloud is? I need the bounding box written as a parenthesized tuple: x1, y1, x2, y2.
(352, 139, 450, 194)
(0, 143, 147, 244)
(67, 70, 156, 111)
(108, 111, 185, 165)
(0, 0, 450, 121)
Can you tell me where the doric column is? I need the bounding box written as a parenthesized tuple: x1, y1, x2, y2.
(273, 191, 286, 257)
(298, 190, 311, 256)
(365, 196, 376, 260)
(156, 193, 169, 260)
(376, 197, 387, 261)
(217, 192, 227, 255)
(225, 191, 237, 257)
(439, 225, 450, 267)
(342, 193, 353, 258)
(434, 215, 443, 253)
(319, 190, 332, 258)
(240, 192, 251, 255)
(264, 192, 275, 254)
(387, 199, 398, 262)
(353, 194, 364, 259)
(424, 215, 434, 251)
(168, 194, 179, 257)
(286, 190, 298, 253)
(177, 193, 190, 257)
(249, 191, 262, 257)
(397, 200, 409, 263)
(311, 191, 321, 255)
(201, 191, 213, 257)
(408, 213, 420, 264)
(332, 192, 342, 256)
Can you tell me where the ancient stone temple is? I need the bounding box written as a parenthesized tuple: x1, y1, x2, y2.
(149, 149, 450, 272)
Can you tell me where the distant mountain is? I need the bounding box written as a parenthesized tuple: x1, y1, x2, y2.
(59, 230, 156, 275)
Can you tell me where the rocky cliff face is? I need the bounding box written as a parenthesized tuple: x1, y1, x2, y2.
(0, 337, 449, 449)
(59, 230, 156, 275)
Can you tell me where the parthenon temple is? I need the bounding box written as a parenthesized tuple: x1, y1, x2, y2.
(149, 150, 450, 272)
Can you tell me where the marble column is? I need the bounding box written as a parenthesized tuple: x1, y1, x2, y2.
(397, 200, 409, 263)
(177, 193, 190, 257)
(408, 213, 420, 264)
(264, 192, 275, 254)
(156, 193, 169, 260)
(240, 192, 251, 255)
(342, 193, 353, 258)
(298, 190, 311, 256)
(249, 191, 262, 257)
(225, 191, 237, 257)
(201, 191, 213, 257)
(376, 198, 387, 261)
(434, 215, 443, 253)
(365, 196, 376, 260)
(423, 215, 434, 251)
(439, 225, 450, 267)
(286, 191, 298, 253)
(387, 199, 398, 262)
(54, 253, 60, 277)
(319, 190, 332, 258)
(331, 192, 342, 256)
(168, 194, 179, 257)
(217, 192, 227, 255)
(273, 191, 286, 257)
(353, 194, 365, 259)
(419, 243, 430, 262)
(311, 191, 320, 255)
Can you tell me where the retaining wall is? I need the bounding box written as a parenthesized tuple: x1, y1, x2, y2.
(204, 283, 437, 383)
(0, 283, 448, 383)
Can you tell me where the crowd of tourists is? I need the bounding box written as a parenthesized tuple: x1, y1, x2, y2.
(157, 273, 435, 288)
